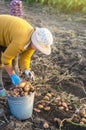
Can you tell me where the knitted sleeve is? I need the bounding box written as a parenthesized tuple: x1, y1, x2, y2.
(19, 46, 35, 71)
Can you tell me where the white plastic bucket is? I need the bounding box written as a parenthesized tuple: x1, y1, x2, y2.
(7, 92, 34, 120)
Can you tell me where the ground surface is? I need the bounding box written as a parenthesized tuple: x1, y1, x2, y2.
(0, 1, 86, 130)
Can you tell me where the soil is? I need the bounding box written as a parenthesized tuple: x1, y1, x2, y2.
(0, 1, 86, 130)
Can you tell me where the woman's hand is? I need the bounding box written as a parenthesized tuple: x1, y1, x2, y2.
(10, 74, 21, 86)
(24, 69, 35, 81)
(4, 65, 21, 86)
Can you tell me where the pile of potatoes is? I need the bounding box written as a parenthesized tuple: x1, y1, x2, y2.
(37, 92, 74, 112)
(71, 104, 86, 125)
(7, 81, 35, 97)
(35, 91, 86, 126)
(37, 93, 53, 111)
(36, 92, 74, 112)
(55, 96, 75, 112)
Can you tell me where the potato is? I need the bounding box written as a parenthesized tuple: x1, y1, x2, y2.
(79, 109, 86, 117)
(82, 104, 86, 108)
(33, 108, 41, 113)
(23, 84, 30, 92)
(65, 108, 69, 111)
(54, 97, 61, 103)
(11, 89, 19, 97)
(81, 118, 86, 123)
(30, 86, 35, 91)
(80, 121, 84, 125)
(83, 114, 86, 118)
(46, 93, 52, 98)
(61, 102, 68, 108)
(43, 96, 50, 100)
(44, 106, 50, 111)
(42, 100, 49, 105)
(18, 81, 27, 88)
(58, 106, 64, 110)
(56, 96, 61, 100)
(38, 104, 44, 109)
(43, 122, 49, 129)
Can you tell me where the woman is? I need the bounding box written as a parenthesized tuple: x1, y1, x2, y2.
(0, 14, 53, 97)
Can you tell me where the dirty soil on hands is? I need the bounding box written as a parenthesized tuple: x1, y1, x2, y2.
(0, 1, 86, 130)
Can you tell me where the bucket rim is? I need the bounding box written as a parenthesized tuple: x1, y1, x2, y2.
(7, 92, 35, 100)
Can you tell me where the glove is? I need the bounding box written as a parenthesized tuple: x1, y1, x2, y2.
(24, 69, 35, 81)
(10, 74, 21, 86)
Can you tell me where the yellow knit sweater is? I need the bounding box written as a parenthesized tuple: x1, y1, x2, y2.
(0, 15, 35, 71)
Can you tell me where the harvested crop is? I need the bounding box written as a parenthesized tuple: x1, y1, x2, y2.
(43, 122, 49, 128)
(18, 82, 26, 88)
(44, 106, 51, 111)
(81, 118, 86, 123)
(43, 96, 50, 100)
(80, 121, 84, 125)
(58, 106, 64, 110)
(37, 104, 44, 109)
(54, 118, 61, 126)
(33, 108, 41, 113)
(65, 108, 69, 111)
(61, 102, 68, 108)
(7, 81, 35, 97)
(46, 93, 52, 98)
(23, 84, 30, 92)
(79, 109, 86, 117)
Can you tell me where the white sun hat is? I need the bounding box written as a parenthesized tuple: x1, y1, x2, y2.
(31, 27, 53, 55)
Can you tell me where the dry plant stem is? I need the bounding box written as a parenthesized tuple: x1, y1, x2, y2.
(50, 68, 86, 95)
(59, 118, 86, 130)
(80, 98, 86, 103)
(49, 61, 78, 80)
(35, 97, 56, 105)
(0, 120, 5, 124)
(70, 121, 86, 127)
(49, 70, 75, 84)
(59, 118, 69, 130)
(81, 87, 86, 95)
(20, 121, 33, 130)
(56, 73, 75, 84)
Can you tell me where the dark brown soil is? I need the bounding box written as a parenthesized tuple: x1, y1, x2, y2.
(0, 1, 86, 130)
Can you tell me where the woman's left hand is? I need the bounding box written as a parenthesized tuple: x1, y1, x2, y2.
(24, 69, 35, 81)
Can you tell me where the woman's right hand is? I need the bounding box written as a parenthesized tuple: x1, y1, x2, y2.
(4, 65, 21, 86)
